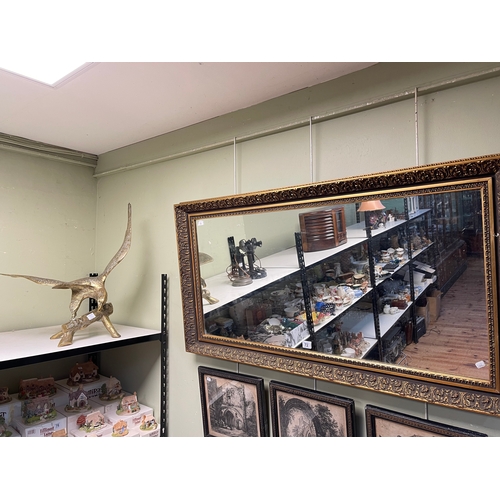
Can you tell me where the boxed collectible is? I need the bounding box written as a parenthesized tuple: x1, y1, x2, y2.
(56, 375, 109, 400)
(0, 395, 21, 426)
(13, 411, 66, 437)
(106, 400, 155, 430)
(21, 395, 57, 425)
(57, 399, 105, 433)
(71, 409, 108, 436)
(70, 425, 112, 437)
(67, 360, 100, 386)
(138, 413, 159, 437)
(0, 415, 21, 437)
(98, 376, 124, 401)
(18, 377, 56, 400)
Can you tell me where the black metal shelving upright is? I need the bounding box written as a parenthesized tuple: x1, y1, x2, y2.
(160, 273, 169, 437)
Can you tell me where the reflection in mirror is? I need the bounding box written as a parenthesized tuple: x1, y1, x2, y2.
(197, 184, 491, 383)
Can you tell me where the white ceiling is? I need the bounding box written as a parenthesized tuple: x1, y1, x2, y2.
(0, 62, 377, 156)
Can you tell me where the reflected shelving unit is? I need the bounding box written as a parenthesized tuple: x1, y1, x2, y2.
(202, 199, 437, 364)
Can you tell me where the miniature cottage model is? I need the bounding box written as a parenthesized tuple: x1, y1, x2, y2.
(68, 360, 99, 386)
(112, 419, 129, 437)
(140, 413, 157, 431)
(21, 396, 57, 424)
(79, 410, 106, 433)
(18, 377, 56, 400)
(100, 375, 124, 400)
(66, 384, 91, 412)
(117, 392, 140, 415)
(0, 387, 11, 404)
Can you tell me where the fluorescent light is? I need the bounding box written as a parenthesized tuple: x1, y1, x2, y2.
(0, 61, 88, 86)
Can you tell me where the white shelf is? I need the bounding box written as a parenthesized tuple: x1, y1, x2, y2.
(338, 305, 408, 340)
(302, 237, 366, 267)
(203, 232, 367, 314)
(347, 218, 407, 238)
(313, 288, 373, 333)
(203, 263, 299, 314)
(0, 323, 160, 368)
(347, 208, 431, 238)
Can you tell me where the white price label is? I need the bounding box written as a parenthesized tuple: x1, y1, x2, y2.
(87, 312, 96, 320)
(302, 340, 312, 349)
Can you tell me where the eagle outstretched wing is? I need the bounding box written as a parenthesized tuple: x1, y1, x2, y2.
(0, 273, 67, 288)
(100, 203, 132, 278)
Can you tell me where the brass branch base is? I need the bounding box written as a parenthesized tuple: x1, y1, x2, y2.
(50, 302, 121, 347)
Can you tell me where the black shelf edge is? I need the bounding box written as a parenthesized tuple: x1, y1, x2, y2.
(0, 332, 161, 370)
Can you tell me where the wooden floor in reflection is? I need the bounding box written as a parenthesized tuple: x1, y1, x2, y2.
(400, 255, 490, 381)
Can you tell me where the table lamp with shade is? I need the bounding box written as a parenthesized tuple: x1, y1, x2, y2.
(357, 200, 386, 230)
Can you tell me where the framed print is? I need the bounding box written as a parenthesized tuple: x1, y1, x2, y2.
(269, 380, 355, 437)
(365, 405, 488, 437)
(198, 366, 268, 437)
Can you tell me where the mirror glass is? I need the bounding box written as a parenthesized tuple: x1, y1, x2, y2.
(192, 179, 496, 387)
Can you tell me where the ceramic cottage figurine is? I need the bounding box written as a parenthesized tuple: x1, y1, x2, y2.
(116, 392, 140, 415)
(140, 413, 158, 431)
(99, 375, 124, 401)
(67, 360, 100, 386)
(18, 377, 56, 400)
(112, 419, 129, 437)
(1, 203, 132, 347)
(77, 410, 106, 433)
(21, 395, 57, 425)
(65, 385, 91, 412)
(0, 386, 11, 404)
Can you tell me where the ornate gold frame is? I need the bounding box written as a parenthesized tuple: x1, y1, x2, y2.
(175, 154, 500, 416)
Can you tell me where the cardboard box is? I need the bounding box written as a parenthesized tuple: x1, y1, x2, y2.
(415, 297, 430, 328)
(70, 424, 113, 437)
(56, 399, 106, 432)
(427, 289, 442, 323)
(3, 391, 67, 426)
(112, 428, 139, 437)
(70, 421, 140, 437)
(137, 426, 160, 437)
(55, 375, 109, 400)
(12, 412, 67, 437)
(89, 391, 131, 414)
(107, 419, 140, 437)
(50, 390, 72, 408)
(0, 396, 22, 426)
(2, 426, 21, 437)
(106, 403, 154, 429)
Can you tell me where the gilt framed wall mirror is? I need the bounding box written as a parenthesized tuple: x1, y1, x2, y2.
(175, 154, 500, 416)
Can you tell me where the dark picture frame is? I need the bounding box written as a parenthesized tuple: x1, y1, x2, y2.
(269, 380, 355, 437)
(198, 366, 268, 437)
(365, 405, 488, 437)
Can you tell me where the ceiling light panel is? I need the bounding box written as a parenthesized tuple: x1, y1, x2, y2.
(0, 61, 88, 86)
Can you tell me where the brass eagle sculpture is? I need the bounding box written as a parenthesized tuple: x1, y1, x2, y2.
(1, 203, 132, 347)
